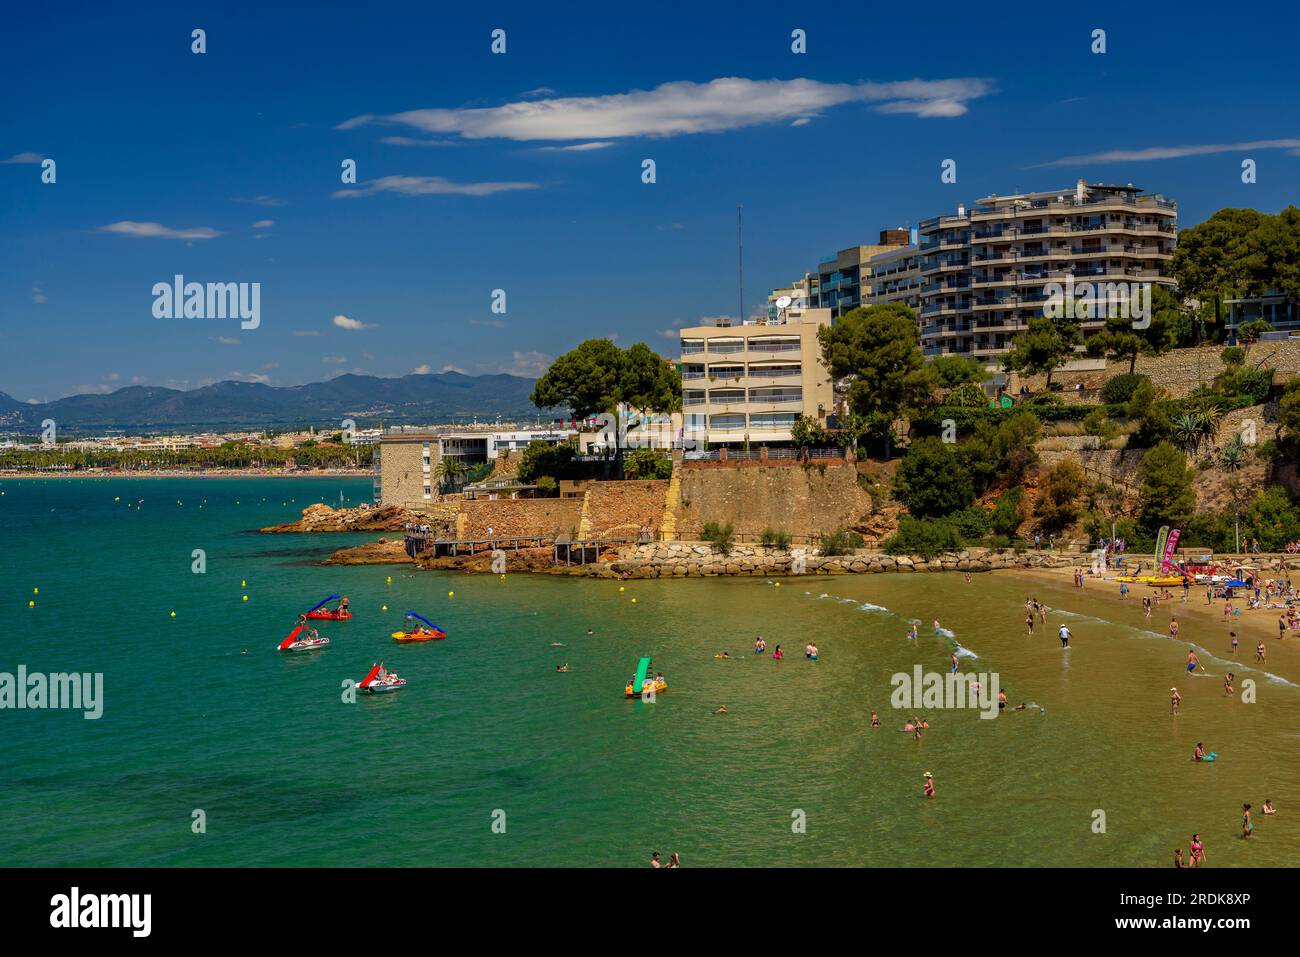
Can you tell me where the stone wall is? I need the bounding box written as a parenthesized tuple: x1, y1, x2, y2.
(605, 542, 1078, 578)
(578, 479, 668, 538)
(458, 498, 584, 540)
(674, 461, 874, 540)
(1020, 339, 1300, 399)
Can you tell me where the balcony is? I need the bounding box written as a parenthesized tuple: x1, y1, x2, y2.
(747, 340, 801, 353)
(747, 366, 801, 379)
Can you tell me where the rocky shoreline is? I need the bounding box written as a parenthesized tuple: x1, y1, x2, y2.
(260, 503, 421, 533)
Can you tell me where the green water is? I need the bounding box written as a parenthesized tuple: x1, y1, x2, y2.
(2, 477, 1298, 867)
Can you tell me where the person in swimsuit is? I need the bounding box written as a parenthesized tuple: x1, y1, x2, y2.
(1256, 640, 1266, 663)
(1193, 742, 1207, 761)
(1174, 847, 1184, 868)
(1242, 803, 1253, 838)
(667, 852, 681, 868)
(923, 772, 935, 798)
(1170, 687, 1181, 715)
(755, 636, 766, 654)
(933, 620, 942, 635)
(908, 622, 918, 640)
(556, 663, 569, 672)
(997, 690, 1007, 711)
(1281, 615, 1288, 640)
(650, 851, 661, 868)
(1262, 799, 1275, 815)
(1230, 631, 1238, 653)
(1169, 618, 1180, 639)
(950, 652, 960, 674)
(1026, 612, 1035, 636)
(1189, 834, 1204, 866)
(717, 651, 732, 659)
(870, 710, 880, 728)
(712, 706, 728, 715)
(807, 642, 818, 661)
(1224, 673, 1235, 696)
(773, 645, 783, 661)
(1186, 650, 1199, 673)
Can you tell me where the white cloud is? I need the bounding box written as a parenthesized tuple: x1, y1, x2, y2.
(251, 219, 275, 228)
(504, 351, 552, 376)
(332, 175, 538, 199)
(292, 330, 322, 337)
(441, 363, 467, 374)
(657, 222, 685, 231)
(224, 371, 272, 384)
(412, 363, 432, 374)
(333, 314, 377, 331)
(210, 336, 240, 345)
(338, 76, 994, 142)
(131, 376, 146, 385)
(322, 355, 348, 364)
(538, 141, 615, 152)
(98, 221, 220, 240)
(74, 383, 114, 395)
(378, 136, 462, 148)
(233, 195, 287, 207)
(2, 151, 44, 164)
(1032, 138, 1300, 168)
(31, 286, 47, 303)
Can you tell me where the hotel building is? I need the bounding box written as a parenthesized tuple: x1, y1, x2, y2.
(677, 305, 834, 447)
(916, 180, 1177, 363)
(866, 243, 923, 310)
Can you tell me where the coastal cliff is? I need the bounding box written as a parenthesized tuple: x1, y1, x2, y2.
(259, 502, 420, 533)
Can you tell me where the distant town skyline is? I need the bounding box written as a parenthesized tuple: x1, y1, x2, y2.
(3, 1, 1298, 402)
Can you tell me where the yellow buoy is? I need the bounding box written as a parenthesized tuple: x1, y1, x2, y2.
(169, 611, 176, 617)
(500, 574, 506, 581)
(33, 587, 38, 595)
(242, 595, 249, 602)
(386, 576, 392, 584)
(448, 591, 455, 598)
(618, 586, 625, 593)
(241, 580, 247, 588)
(774, 582, 781, 588)
(28, 600, 35, 608)
(382, 605, 389, 611)
(631, 597, 638, 604)
(114, 496, 120, 502)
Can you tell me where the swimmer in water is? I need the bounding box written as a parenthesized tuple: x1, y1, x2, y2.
(550, 642, 565, 647)
(923, 772, 935, 798)
(556, 663, 569, 673)
(870, 710, 880, 728)
(717, 651, 732, 659)
(908, 622, 919, 640)
(933, 620, 942, 635)
(1187, 650, 1199, 673)
(1193, 741, 1207, 761)
(950, 652, 959, 674)
(1262, 799, 1275, 815)
(1242, 803, 1253, 838)
(755, 636, 766, 654)
(1013, 702, 1027, 711)
(773, 645, 784, 661)
(1174, 847, 1184, 868)
(1170, 687, 1181, 715)
(241, 648, 249, 655)
(713, 705, 728, 715)
(1224, 672, 1235, 696)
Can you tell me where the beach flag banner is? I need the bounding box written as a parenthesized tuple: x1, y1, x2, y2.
(1161, 529, 1181, 573)
(1154, 526, 1170, 567)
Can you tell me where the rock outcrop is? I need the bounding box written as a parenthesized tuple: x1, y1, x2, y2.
(260, 503, 421, 533)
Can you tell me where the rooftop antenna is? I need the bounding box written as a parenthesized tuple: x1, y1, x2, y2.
(737, 204, 744, 327)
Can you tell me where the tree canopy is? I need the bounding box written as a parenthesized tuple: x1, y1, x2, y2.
(818, 303, 934, 422)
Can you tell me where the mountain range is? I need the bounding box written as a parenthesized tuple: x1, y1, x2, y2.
(0, 372, 552, 433)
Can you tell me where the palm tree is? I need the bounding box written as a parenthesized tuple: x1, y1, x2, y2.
(435, 457, 468, 492)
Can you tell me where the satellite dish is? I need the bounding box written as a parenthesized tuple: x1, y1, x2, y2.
(775, 296, 792, 309)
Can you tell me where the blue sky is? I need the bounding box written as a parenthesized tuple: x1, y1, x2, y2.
(2, 0, 1298, 402)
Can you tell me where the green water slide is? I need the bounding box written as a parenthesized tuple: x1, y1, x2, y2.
(634, 656, 651, 688)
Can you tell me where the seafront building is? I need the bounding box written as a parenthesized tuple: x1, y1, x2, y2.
(676, 303, 834, 447)
(866, 243, 923, 311)
(375, 426, 576, 506)
(1226, 290, 1299, 338)
(810, 229, 911, 317)
(915, 180, 1177, 363)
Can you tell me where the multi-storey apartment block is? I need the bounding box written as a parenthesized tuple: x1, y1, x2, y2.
(866, 242, 922, 310)
(678, 306, 834, 446)
(916, 180, 1177, 363)
(812, 229, 911, 316)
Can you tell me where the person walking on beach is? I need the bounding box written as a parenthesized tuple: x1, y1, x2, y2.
(1169, 618, 1180, 640)
(1119, 581, 1129, 600)
(1256, 640, 1266, 663)
(1170, 687, 1181, 715)
(1224, 672, 1235, 696)
(1230, 631, 1239, 654)
(1058, 623, 1071, 648)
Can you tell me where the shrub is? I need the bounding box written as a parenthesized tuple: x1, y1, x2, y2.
(759, 527, 792, 548)
(989, 487, 1025, 538)
(1035, 459, 1086, 533)
(700, 521, 735, 555)
(882, 516, 965, 559)
(1220, 346, 1246, 367)
(1237, 318, 1274, 342)
(624, 447, 673, 480)
(1217, 366, 1274, 403)
(893, 437, 975, 517)
(534, 475, 558, 496)
(1100, 373, 1149, 405)
(1082, 407, 1120, 440)
(819, 528, 865, 556)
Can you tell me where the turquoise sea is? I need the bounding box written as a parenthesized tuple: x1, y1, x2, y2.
(2, 476, 1298, 867)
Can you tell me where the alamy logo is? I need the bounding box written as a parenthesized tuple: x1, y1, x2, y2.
(50, 887, 151, 937)
(152, 274, 261, 329)
(891, 665, 1000, 719)
(0, 666, 103, 719)
(1044, 275, 1151, 327)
